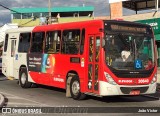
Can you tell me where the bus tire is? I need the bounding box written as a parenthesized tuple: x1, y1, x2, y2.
(19, 68, 32, 88)
(70, 76, 86, 100)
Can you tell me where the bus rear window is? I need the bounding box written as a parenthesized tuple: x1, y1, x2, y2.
(4, 34, 8, 52)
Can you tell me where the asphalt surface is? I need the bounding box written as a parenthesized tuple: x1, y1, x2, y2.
(0, 74, 7, 108)
(0, 74, 160, 115)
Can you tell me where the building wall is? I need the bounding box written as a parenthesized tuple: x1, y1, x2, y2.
(108, 1, 160, 22)
(123, 12, 160, 21)
(12, 19, 40, 27)
(12, 17, 94, 27)
(110, 2, 123, 19)
(58, 17, 94, 23)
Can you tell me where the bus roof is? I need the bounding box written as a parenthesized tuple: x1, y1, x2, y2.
(32, 19, 151, 32)
(6, 27, 35, 33)
(5, 20, 151, 33)
(33, 20, 103, 32)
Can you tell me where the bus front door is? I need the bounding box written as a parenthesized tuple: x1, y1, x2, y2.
(87, 35, 101, 94)
(7, 38, 17, 77)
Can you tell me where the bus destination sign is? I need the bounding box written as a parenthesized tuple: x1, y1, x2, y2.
(111, 25, 146, 33)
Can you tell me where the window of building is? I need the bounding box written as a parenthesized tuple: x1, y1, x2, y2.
(30, 32, 45, 53)
(42, 13, 49, 17)
(4, 34, 8, 52)
(13, 14, 21, 19)
(33, 13, 41, 18)
(45, 31, 61, 53)
(18, 33, 31, 53)
(22, 13, 32, 19)
(62, 29, 80, 54)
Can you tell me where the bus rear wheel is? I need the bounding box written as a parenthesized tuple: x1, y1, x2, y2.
(19, 68, 32, 88)
(70, 76, 86, 100)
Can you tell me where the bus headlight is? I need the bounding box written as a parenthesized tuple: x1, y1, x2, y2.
(104, 72, 117, 85)
(151, 73, 157, 84)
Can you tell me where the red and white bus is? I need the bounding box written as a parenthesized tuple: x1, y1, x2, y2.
(2, 20, 157, 100)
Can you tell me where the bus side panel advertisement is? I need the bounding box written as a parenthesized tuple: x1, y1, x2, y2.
(27, 54, 42, 72)
(41, 54, 55, 74)
(27, 54, 55, 73)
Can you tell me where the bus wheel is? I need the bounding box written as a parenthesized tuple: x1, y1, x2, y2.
(70, 76, 86, 100)
(19, 68, 32, 88)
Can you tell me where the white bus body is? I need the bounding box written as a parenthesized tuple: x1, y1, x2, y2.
(2, 27, 34, 81)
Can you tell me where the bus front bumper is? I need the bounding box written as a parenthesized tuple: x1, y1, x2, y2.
(99, 81, 157, 96)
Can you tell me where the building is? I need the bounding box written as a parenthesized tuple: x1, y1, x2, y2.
(11, 6, 94, 27)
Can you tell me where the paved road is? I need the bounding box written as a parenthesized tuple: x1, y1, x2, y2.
(0, 74, 160, 115)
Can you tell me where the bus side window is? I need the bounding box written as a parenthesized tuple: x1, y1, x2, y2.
(62, 29, 80, 54)
(18, 33, 31, 53)
(45, 31, 61, 53)
(4, 34, 9, 52)
(30, 32, 45, 53)
(80, 29, 85, 55)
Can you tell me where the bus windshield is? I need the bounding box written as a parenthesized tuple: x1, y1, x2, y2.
(105, 33, 155, 71)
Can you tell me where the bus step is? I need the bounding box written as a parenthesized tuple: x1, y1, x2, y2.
(7, 77, 14, 80)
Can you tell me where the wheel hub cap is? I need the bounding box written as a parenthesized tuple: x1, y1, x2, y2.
(21, 73, 26, 84)
(72, 81, 80, 96)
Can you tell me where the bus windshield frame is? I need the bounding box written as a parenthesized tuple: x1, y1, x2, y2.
(103, 21, 155, 77)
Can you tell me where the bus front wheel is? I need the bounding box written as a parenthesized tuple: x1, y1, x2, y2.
(19, 68, 32, 88)
(70, 76, 86, 100)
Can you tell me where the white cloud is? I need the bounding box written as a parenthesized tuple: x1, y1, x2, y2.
(0, 9, 10, 13)
(0, 22, 3, 26)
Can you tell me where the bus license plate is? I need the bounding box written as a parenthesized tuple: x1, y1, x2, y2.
(130, 90, 140, 95)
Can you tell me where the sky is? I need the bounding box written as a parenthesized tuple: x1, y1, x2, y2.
(0, 0, 155, 26)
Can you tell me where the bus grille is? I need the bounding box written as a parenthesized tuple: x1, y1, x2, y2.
(120, 87, 149, 94)
(110, 67, 154, 78)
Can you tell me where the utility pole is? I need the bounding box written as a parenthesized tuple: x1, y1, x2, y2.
(48, 0, 51, 24)
(153, 0, 159, 17)
(156, 0, 159, 11)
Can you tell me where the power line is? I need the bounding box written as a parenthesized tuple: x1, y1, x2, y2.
(19, 19, 35, 26)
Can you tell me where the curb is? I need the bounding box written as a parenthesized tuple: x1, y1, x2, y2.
(0, 94, 5, 108)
